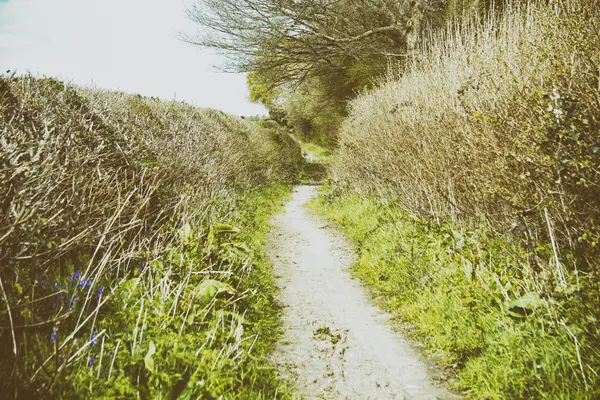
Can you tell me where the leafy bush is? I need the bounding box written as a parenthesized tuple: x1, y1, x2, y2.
(334, 0, 600, 270)
(0, 75, 300, 398)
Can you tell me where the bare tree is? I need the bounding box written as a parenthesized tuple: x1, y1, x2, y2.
(185, 0, 442, 88)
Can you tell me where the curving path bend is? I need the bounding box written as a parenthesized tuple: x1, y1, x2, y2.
(268, 186, 455, 400)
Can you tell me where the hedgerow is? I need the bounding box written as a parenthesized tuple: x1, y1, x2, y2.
(320, 0, 600, 397)
(0, 75, 301, 398)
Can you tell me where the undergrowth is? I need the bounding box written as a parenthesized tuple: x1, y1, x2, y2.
(319, 0, 600, 397)
(334, 0, 600, 268)
(310, 187, 600, 399)
(0, 75, 300, 398)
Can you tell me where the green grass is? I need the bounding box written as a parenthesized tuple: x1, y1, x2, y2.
(32, 184, 296, 399)
(309, 186, 600, 399)
(299, 142, 332, 164)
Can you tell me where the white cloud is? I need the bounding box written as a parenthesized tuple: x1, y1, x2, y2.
(0, 0, 266, 116)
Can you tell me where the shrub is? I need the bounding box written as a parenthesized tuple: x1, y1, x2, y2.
(0, 75, 300, 398)
(324, 0, 600, 397)
(334, 0, 600, 279)
(311, 187, 600, 398)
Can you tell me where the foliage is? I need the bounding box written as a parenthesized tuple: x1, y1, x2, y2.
(187, 0, 445, 88)
(0, 75, 300, 398)
(310, 187, 600, 399)
(312, 2, 600, 397)
(283, 79, 347, 147)
(188, 0, 458, 142)
(333, 0, 600, 274)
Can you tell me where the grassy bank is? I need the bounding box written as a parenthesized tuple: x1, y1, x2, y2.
(318, 0, 600, 397)
(310, 187, 599, 398)
(334, 0, 600, 264)
(0, 75, 300, 398)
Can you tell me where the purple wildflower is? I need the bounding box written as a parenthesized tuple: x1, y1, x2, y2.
(72, 270, 81, 281)
(40, 275, 47, 288)
(91, 331, 98, 345)
(79, 278, 88, 287)
(109, 352, 114, 359)
(97, 286, 104, 299)
(69, 297, 79, 309)
(51, 328, 57, 343)
(88, 354, 96, 367)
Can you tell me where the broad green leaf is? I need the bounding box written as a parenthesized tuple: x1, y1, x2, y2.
(144, 341, 156, 373)
(180, 223, 193, 242)
(508, 292, 541, 312)
(197, 279, 235, 301)
(213, 223, 240, 235)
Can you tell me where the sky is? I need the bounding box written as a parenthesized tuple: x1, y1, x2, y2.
(0, 0, 266, 116)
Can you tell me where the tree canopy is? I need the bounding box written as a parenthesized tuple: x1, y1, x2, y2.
(186, 0, 454, 142)
(187, 0, 445, 87)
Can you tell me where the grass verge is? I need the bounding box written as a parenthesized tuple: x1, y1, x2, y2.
(60, 183, 296, 399)
(309, 186, 600, 399)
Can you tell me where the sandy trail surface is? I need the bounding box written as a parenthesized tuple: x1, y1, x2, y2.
(268, 185, 454, 400)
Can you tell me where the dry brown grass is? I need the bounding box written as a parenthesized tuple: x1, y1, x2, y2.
(0, 75, 300, 397)
(334, 0, 600, 276)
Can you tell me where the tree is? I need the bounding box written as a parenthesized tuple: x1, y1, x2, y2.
(186, 0, 444, 89)
(186, 0, 447, 143)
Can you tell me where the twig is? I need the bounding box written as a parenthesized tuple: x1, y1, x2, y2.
(560, 321, 589, 390)
(544, 208, 566, 288)
(0, 275, 17, 356)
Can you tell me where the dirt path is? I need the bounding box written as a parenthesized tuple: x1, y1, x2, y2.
(268, 186, 454, 400)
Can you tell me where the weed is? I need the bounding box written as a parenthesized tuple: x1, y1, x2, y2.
(310, 187, 600, 399)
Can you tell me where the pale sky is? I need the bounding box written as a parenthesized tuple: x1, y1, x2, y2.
(0, 0, 266, 116)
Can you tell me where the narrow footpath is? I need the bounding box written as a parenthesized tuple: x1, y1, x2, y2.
(268, 186, 454, 399)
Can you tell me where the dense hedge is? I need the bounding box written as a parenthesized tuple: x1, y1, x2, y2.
(334, 0, 599, 284)
(325, 0, 600, 397)
(0, 75, 301, 398)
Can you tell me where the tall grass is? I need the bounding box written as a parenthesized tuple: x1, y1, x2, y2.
(324, 0, 600, 397)
(0, 75, 301, 398)
(335, 0, 599, 263)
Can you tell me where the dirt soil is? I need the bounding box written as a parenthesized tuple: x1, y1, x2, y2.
(268, 186, 456, 399)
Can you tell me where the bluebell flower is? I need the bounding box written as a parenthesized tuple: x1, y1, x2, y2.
(71, 271, 81, 281)
(88, 354, 96, 367)
(40, 275, 47, 288)
(97, 286, 104, 299)
(51, 328, 57, 343)
(90, 331, 98, 345)
(79, 278, 89, 287)
(69, 297, 79, 308)
(109, 352, 114, 359)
